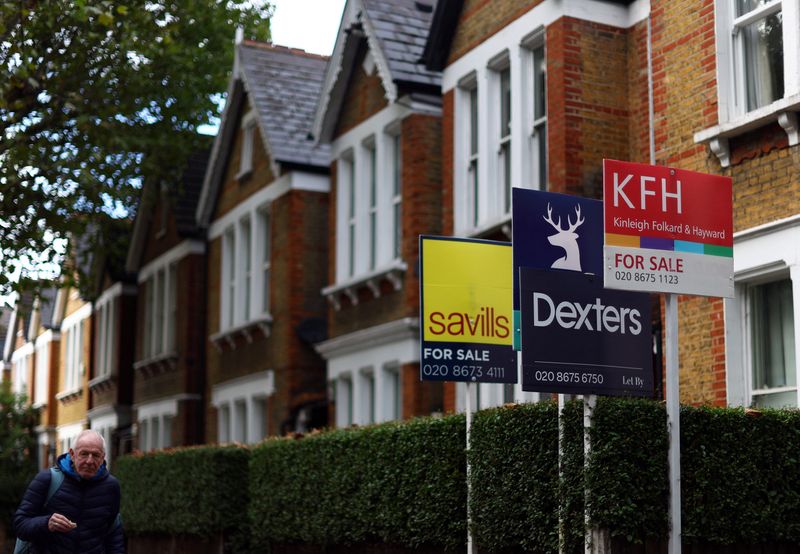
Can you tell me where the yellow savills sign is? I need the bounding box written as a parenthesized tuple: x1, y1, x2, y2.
(421, 237, 513, 346)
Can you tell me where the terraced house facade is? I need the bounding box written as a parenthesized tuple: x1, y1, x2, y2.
(3, 0, 799, 451)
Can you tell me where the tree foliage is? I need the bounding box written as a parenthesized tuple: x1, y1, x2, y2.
(0, 0, 271, 295)
(0, 385, 39, 541)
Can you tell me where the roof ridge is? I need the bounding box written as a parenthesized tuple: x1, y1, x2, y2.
(241, 40, 330, 61)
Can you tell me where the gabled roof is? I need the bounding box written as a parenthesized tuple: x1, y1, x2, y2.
(422, 0, 639, 71)
(2, 291, 33, 363)
(34, 285, 59, 333)
(196, 40, 331, 228)
(421, 0, 463, 72)
(312, 0, 441, 143)
(126, 148, 211, 273)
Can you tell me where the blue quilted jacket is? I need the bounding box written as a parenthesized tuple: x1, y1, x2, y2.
(14, 453, 125, 553)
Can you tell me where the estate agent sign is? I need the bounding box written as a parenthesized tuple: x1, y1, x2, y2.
(419, 235, 516, 383)
(603, 159, 734, 297)
(519, 267, 653, 396)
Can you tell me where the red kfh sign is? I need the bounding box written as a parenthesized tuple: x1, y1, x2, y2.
(602, 159, 734, 298)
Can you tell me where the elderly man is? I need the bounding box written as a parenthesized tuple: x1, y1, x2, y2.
(14, 429, 125, 553)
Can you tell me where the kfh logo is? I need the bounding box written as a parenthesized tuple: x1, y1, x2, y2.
(543, 203, 585, 271)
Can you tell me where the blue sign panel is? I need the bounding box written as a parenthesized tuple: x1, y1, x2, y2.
(520, 268, 654, 397)
(512, 188, 603, 349)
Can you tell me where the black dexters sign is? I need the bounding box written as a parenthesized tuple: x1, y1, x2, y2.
(520, 267, 653, 397)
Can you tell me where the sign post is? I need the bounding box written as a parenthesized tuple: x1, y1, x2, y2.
(602, 159, 733, 553)
(419, 235, 517, 554)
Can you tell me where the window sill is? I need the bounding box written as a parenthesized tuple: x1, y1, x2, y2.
(235, 168, 253, 183)
(56, 387, 83, 404)
(460, 215, 512, 241)
(694, 93, 800, 167)
(210, 314, 273, 351)
(134, 352, 178, 378)
(89, 373, 116, 393)
(321, 260, 407, 311)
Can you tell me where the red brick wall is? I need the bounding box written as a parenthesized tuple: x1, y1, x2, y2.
(333, 41, 389, 138)
(447, 0, 543, 66)
(546, 17, 631, 198)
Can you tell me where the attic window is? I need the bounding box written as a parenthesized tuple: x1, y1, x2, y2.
(237, 111, 257, 181)
(362, 50, 376, 76)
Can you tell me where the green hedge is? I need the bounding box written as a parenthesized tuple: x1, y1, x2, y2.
(114, 400, 800, 552)
(115, 445, 250, 540)
(248, 415, 467, 551)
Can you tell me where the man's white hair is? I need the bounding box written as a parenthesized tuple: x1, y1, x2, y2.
(73, 429, 106, 453)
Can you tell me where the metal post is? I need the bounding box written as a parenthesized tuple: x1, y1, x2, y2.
(584, 394, 597, 554)
(558, 393, 566, 554)
(666, 294, 681, 553)
(466, 381, 475, 554)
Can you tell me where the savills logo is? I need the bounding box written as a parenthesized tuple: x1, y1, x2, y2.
(427, 306, 510, 339)
(544, 203, 585, 271)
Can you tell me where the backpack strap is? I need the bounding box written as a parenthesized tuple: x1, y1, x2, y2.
(45, 467, 64, 507)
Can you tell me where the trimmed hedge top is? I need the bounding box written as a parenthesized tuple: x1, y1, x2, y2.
(115, 400, 800, 552)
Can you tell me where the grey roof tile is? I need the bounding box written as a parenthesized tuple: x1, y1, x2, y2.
(362, 0, 441, 88)
(239, 43, 330, 168)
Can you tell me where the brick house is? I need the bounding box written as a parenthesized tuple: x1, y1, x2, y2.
(196, 39, 330, 441)
(125, 149, 211, 451)
(87, 225, 138, 464)
(3, 289, 63, 467)
(51, 276, 92, 455)
(423, 0, 799, 408)
(311, 0, 445, 426)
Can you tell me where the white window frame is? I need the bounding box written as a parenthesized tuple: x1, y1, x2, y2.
(522, 30, 547, 190)
(34, 334, 51, 406)
(359, 367, 376, 424)
(335, 374, 354, 427)
(136, 396, 188, 452)
(319, 318, 419, 426)
(383, 363, 403, 421)
(389, 130, 403, 261)
(11, 343, 33, 396)
(212, 370, 274, 444)
(240, 216, 252, 322)
(717, 0, 800, 121)
(237, 111, 257, 179)
(258, 206, 272, 315)
(488, 52, 512, 216)
(724, 216, 800, 407)
(219, 207, 272, 333)
(137, 240, 203, 363)
(57, 422, 83, 455)
(61, 305, 90, 394)
(330, 102, 417, 287)
(94, 291, 118, 379)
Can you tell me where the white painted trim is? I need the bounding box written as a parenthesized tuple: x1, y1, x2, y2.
(94, 282, 136, 308)
(34, 329, 56, 348)
(211, 370, 275, 406)
(330, 103, 412, 157)
(138, 240, 205, 283)
(208, 171, 329, 240)
(318, 317, 419, 370)
(724, 216, 800, 407)
(134, 394, 200, 419)
(441, 0, 650, 92)
(11, 342, 34, 361)
(60, 302, 92, 331)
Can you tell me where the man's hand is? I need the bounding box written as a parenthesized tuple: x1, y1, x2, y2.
(48, 513, 77, 533)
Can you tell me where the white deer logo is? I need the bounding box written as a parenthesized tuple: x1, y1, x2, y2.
(543, 203, 585, 271)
